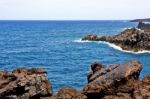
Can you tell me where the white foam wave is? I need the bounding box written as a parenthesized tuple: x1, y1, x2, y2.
(73, 39, 96, 43)
(74, 39, 150, 54)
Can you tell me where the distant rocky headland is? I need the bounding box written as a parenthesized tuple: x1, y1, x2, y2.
(130, 18, 150, 22)
(82, 22, 150, 52)
(0, 60, 150, 99)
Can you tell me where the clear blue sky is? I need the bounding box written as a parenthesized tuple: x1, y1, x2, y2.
(0, 0, 150, 20)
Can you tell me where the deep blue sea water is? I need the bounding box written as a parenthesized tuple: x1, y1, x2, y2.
(0, 20, 149, 92)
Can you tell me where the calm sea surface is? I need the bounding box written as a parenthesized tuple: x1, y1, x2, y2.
(0, 20, 149, 92)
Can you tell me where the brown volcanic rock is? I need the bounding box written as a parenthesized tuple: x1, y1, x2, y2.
(42, 88, 87, 99)
(83, 60, 150, 99)
(82, 28, 150, 52)
(0, 68, 53, 99)
(91, 62, 105, 73)
(87, 62, 106, 83)
(0, 61, 150, 99)
(133, 76, 150, 99)
(55, 88, 87, 99)
(109, 28, 150, 51)
(82, 34, 99, 41)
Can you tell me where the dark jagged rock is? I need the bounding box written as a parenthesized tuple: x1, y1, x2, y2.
(91, 62, 105, 73)
(83, 60, 150, 99)
(82, 28, 150, 52)
(0, 68, 53, 99)
(82, 34, 99, 41)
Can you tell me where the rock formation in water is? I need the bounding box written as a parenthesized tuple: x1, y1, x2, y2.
(0, 61, 150, 99)
(82, 28, 150, 52)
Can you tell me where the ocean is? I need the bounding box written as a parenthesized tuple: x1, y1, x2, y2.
(0, 20, 149, 92)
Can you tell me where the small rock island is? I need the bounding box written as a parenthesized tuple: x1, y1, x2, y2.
(82, 22, 150, 52)
(0, 61, 150, 99)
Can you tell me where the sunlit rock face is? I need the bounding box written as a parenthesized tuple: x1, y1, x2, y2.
(83, 60, 150, 99)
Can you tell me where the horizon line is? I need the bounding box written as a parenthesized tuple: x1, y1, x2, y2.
(0, 19, 131, 21)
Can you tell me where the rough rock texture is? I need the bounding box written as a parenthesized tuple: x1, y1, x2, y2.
(83, 60, 150, 99)
(82, 35, 99, 41)
(0, 61, 150, 99)
(41, 88, 87, 99)
(0, 68, 53, 99)
(82, 28, 150, 52)
(54, 88, 87, 99)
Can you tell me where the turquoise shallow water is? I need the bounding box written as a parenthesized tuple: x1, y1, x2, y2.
(0, 20, 149, 92)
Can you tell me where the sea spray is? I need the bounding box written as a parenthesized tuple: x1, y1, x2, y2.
(74, 39, 150, 54)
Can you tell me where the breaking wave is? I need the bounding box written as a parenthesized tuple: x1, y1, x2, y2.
(74, 39, 150, 54)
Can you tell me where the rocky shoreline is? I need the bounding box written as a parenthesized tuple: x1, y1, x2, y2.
(0, 60, 150, 99)
(130, 18, 150, 22)
(82, 28, 150, 52)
